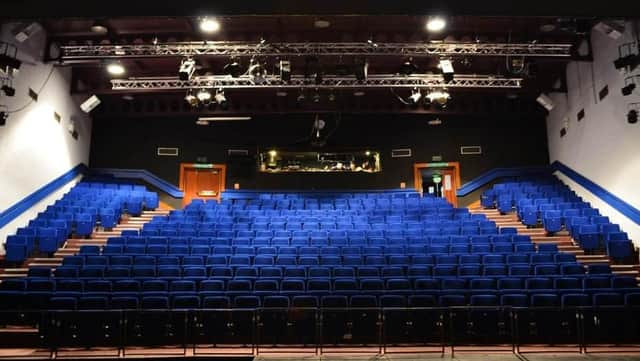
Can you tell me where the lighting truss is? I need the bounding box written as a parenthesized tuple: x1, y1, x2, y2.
(110, 74, 523, 91)
(59, 41, 572, 62)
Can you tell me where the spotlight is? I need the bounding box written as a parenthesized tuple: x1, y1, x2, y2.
(353, 90, 365, 97)
(279, 60, 291, 82)
(197, 89, 212, 103)
(199, 17, 220, 33)
(0, 53, 22, 75)
(0, 111, 7, 126)
(106, 62, 125, 76)
(354, 60, 368, 81)
(426, 16, 447, 32)
(536, 93, 555, 111)
(622, 83, 636, 96)
(179, 58, 196, 81)
(328, 92, 336, 102)
(223, 59, 243, 78)
(1, 85, 16, 97)
(214, 89, 228, 109)
(426, 90, 450, 106)
(297, 90, 306, 103)
(248, 59, 267, 84)
(312, 91, 321, 103)
(408, 88, 422, 104)
(80, 95, 101, 113)
(90, 20, 109, 34)
(400, 58, 418, 75)
(185, 90, 198, 106)
(628, 109, 639, 124)
(276, 90, 288, 97)
(439, 59, 454, 83)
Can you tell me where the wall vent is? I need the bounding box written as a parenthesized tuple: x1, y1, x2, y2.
(157, 147, 179, 156)
(460, 146, 482, 155)
(391, 148, 412, 158)
(228, 149, 249, 156)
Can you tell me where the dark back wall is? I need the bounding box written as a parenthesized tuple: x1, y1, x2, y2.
(89, 113, 549, 191)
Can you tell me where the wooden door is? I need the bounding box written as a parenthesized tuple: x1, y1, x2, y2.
(413, 162, 461, 207)
(439, 168, 457, 206)
(179, 164, 226, 206)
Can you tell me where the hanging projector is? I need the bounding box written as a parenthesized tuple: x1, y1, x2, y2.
(179, 58, 197, 81)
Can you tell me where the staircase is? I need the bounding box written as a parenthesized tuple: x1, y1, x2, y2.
(469, 206, 640, 282)
(0, 210, 169, 279)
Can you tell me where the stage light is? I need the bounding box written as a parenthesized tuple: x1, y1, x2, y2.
(269, 150, 277, 157)
(276, 90, 288, 97)
(439, 59, 454, 83)
(297, 90, 306, 103)
(426, 90, 450, 106)
(199, 17, 220, 33)
(622, 83, 636, 96)
(312, 91, 321, 103)
(426, 16, 447, 32)
(1, 85, 16, 97)
(106, 62, 125, 76)
(328, 92, 336, 102)
(197, 89, 212, 102)
(279, 60, 291, 82)
(400, 58, 418, 75)
(0, 53, 22, 75)
(408, 88, 422, 104)
(223, 59, 243, 78)
(536, 93, 555, 111)
(90, 20, 109, 34)
(628, 109, 638, 124)
(185, 90, 198, 106)
(248, 59, 267, 84)
(80, 95, 101, 113)
(353, 90, 366, 97)
(214, 89, 228, 109)
(179, 58, 196, 81)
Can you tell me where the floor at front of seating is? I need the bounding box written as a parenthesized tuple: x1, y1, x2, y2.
(1, 347, 640, 360)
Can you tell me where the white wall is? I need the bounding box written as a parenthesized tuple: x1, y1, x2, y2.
(546, 21, 640, 246)
(0, 23, 92, 253)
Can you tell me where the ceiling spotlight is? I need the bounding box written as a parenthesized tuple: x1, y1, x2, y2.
(426, 16, 447, 32)
(214, 89, 228, 109)
(276, 90, 288, 97)
(408, 88, 422, 104)
(223, 59, 243, 78)
(199, 17, 221, 33)
(314, 19, 331, 28)
(279, 60, 291, 82)
(622, 83, 636, 96)
(248, 58, 267, 84)
(297, 90, 306, 103)
(185, 91, 198, 106)
(438, 59, 454, 83)
(179, 58, 196, 81)
(197, 88, 212, 103)
(628, 109, 638, 124)
(106, 62, 125, 76)
(426, 90, 450, 106)
(353, 90, 366, 97)
(90, 20, 109, 34)
(1, 85, 16, 97)
(328, 92, 336, 102)
(400, 58, 419, 75)
(312, 91, 321, 103)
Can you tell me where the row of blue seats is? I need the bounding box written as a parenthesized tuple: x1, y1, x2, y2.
(137, 228, 508, 237)
(7, 291, 640, 311)
(4, 276, 637, 295)
(24, 264, 625, 281)
(149, 217, 491, 226)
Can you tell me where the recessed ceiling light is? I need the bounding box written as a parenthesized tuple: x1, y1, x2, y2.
(106, 63, 125, 75)
(199, 17, 221, 33)
(426, 16, 447, 32)
(314, 19, 331, 28)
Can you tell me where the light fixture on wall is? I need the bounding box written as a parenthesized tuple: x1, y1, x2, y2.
(622, 76, 637, 96)
(628, 109, 638, 124)
(1, 84, 15, 96)
(0, 111, 7, 126)
(80, 95, 101, 113)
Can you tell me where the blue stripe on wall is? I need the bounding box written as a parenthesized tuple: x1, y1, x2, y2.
(0, 164, 88, 229)
(456, 166, 552, 197)
(551, 161, 640, 225)
(90, 168, 184, 198)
